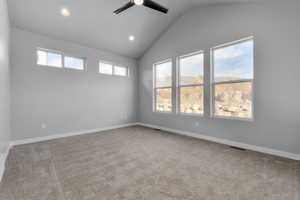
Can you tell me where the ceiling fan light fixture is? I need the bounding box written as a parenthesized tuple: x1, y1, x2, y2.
(134, 0, 144, 6)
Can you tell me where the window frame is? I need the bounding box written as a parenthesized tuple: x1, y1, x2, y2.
(114, 65, 129, 77)
(99, 60, 114, 75)
(63, 54, 86, 71)
(210, 37, 254, 121)
(153, 59, 173, 114)
(36, 48, 86, 71)
(176, 50, 205, 116)
(36, 48, 63, 68)
(98, 60, 129, 77)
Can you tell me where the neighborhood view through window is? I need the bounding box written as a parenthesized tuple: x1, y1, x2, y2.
(212, 38, 253, 119)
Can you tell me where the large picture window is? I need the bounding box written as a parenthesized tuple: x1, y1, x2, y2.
(178, 52, 204, 115)
(153, 60, 172, 112)
(211, 37, 254, 119)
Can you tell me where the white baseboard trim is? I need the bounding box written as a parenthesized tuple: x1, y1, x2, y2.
(7, 122, 300, 166)
(11, 123, 139, 146)
(0, 143, 12, 182)
(137, 122, 300, 161)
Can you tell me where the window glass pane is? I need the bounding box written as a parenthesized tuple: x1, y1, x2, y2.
(214, 39, 253, 82)
(37, 50, 47, 65)
(155, 61, 172, 87)
(114, 66, 127, 76)
(156, 88, 172, 112)
(47, 52, 62, 68)
(179, 53, 204, 85)
(180, 86, 203, 114)
(64, 56, 84, 70)
(99, 62, 113, 75)
(214, 82, 252, 118)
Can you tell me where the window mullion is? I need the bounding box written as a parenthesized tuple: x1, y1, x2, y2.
(62, 53, 65, 69)
(155, 86, 172, 90)
(46, 52, 48, 66)
(179, 84, 204, 88)
(213, 79, 253, 85)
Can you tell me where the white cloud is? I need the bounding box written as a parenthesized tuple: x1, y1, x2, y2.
(215, 47, 244, 60)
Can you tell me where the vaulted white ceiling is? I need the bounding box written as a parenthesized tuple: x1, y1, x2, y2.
(8, 0, 251, 58)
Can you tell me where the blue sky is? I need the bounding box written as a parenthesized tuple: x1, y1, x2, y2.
(38, 50, 84, 70)
(214, 40, 253, 81)
(156, 39, 253, 82)
(47, 52, 62, 67)
(180, 53, 203, 78)
(156, 61, 172, 77)
(64, 56, 84, 70)
(156, 54, 203, 81)
(156, 61, 172, 87)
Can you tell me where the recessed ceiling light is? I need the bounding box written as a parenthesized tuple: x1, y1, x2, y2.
(134, 0, 144, 6)
(129, 35, 135, 41)
(60, 8, 71, 17)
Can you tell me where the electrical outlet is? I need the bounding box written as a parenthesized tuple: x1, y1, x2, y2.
(195, 122, 199, 127)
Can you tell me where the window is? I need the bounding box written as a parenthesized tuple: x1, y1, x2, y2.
(37, 48, 85, 71)
(64, 56, 85, 70)
(153, 60, 172, 112)
(114, 66, 128, 76)
(178, 51, 204, 115)
(99, 61, 129, 77)
(211, 37, 254, 119)
(37, 49, 62, 68)
(99, 61, 113, 75)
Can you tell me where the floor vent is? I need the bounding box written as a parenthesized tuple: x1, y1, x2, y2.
(153, 128, 161, 131)
(230, 146, 246, 151)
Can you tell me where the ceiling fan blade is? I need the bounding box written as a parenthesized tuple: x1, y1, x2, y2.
(113, 2, 135, 14)
(143, 0, 168, 14)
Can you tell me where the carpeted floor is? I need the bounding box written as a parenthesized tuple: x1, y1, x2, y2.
(0, 126, 299, 200)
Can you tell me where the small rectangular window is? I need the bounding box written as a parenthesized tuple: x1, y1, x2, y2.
(178, 51, 204, 115)
(212, 37, 254, 119)
(99, 61, 113, 75)
(64, 56, 85, 70)
(154, 60, 172, 113)
(114, 66, 128, 76)
(37, 50, 47, 65)
(37, 49, 62, 68)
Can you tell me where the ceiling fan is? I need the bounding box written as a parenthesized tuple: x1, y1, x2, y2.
(114, 0, 168, 15)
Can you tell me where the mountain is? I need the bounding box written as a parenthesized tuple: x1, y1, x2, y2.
(156, 76, 252, 118)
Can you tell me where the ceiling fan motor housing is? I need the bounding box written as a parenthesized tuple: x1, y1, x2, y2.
(114, 0, 168, 15)
(134, 0, 144, 6)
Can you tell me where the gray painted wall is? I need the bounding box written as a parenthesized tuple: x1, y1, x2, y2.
(11, 28, 138, 141)
(0, 0, 10, 154)
(139, 1, 300, 154)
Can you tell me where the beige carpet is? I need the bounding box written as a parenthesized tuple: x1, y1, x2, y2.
(0, 126, 299, 200)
